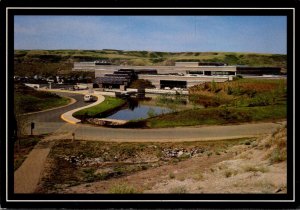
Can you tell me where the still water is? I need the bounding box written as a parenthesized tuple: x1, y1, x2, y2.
(105, 105, 172, 121)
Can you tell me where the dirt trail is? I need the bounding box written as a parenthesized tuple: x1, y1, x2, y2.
(14, 141, 53, 193)
(14, 124, 78, 193)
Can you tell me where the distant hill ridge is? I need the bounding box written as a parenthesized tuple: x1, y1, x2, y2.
(14, 50, 287, 76)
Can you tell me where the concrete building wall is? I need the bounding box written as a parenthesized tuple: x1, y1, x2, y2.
(73, 62, 235, 89)
(74, 62, 95, 66)
(95, 69, 116, 77)
(175, 62, 199, 67)
(91, 65, 237, 76)
(139, 75, 229, 88)
(72, 62, 96, 71)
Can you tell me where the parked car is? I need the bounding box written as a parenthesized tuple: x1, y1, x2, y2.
(84, 94, 97, 102)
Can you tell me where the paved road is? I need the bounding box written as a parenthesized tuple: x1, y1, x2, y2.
(26, 92, 87, 122)
(15, 91, 286, 194)
(22, 92, 92, 134)
(23, 91, 286, 141)
(62, 121, 285, 142)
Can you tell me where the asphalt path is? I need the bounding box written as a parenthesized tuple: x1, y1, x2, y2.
(26, 92, 87, 122)
(14, 91, 286, 194)
(69, 121, 285, 142)
(23, 92, 91, 134)
(23, 91, 286, 141)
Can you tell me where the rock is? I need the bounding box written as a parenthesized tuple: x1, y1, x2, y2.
(177, 151, 184, 157)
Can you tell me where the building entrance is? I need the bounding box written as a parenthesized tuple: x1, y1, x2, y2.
(160, 80, 187, 89)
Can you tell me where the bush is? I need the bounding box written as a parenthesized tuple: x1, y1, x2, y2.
(243, 165, 269, 173)
(247, 94, 271, 107)
(169, 186, 187, 194)
(109, 184, 138, 194)
(224, 170, 233, 178)
(150, 57, 164, 63)
(224, 108, 252, 121)
(211, 80, 217, 92)
(129, 79, 155, 89)
(234, 75, 243, 80)
(269, 148, 286, 164)
(169, 172, 175, 179)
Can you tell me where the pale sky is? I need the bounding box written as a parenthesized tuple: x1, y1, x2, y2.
(14, 15, 287, 54)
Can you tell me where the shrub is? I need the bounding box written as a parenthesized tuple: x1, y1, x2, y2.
(227, 86, 233, 95)
(269, 148, 286, 164)
(169, 172, 175, 179)
(234, 75, 243, 80)
(211, 80, 217, 92)
(129, 79, 155, 89)
(169, 185, 187, 194)
(247, 94, 271, 107)
(243, 165, 269, 173)
(244, 140, 252, 145)
(109, 184, 138, 194)
(224, 169, 238, 178)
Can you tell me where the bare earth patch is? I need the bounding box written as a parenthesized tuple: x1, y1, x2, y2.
(36, 125, 286, 194)
(146, 126, 287, 194)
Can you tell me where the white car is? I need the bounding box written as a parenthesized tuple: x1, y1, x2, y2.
(84, 94, 97, 102)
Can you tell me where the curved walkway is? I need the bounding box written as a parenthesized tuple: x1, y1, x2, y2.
(15, 91, 286, 193)
(61, 94, 105, 124)
(37, 89, 105, 124)
(69, 121, 286, 142)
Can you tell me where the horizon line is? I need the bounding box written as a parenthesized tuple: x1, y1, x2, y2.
(14, 49, 287, 55)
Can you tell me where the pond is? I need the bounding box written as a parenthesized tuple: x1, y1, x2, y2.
(105, 104, 172, 121)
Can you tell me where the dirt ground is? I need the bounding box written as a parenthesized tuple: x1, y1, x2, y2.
(36, 124, 286, 194)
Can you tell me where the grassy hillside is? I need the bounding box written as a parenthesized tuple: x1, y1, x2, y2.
(124, 78, 287, 128)
(14, 50, 287, 76)
(14, 83, 70, 114)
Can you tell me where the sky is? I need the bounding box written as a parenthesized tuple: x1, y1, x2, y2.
(14, 16, 287, 54)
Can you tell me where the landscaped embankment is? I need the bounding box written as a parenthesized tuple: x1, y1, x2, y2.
(72, 96, 126, 121)
(127, 78, 287, 128)
(14, 83, 70, 114)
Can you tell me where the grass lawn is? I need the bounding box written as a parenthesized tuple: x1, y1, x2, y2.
(146, 105, 286, 128)
(15, 92, 70, 113)
(73, 96, 126, 119)
(14, 84, 70, 114)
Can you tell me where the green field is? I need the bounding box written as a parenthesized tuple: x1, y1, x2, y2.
(73, 96, 126, 119)
(145, 105, 286, 128)
(14, 49, 287, 76)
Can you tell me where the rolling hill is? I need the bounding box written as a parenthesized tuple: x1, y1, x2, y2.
(14, 50, 287, 76)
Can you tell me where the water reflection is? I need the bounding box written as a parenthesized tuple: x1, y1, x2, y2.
(106, 98, 172, 121)
(127, 98, 139, 111)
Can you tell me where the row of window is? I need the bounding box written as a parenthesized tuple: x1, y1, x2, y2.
(187, 71, 235, 75)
